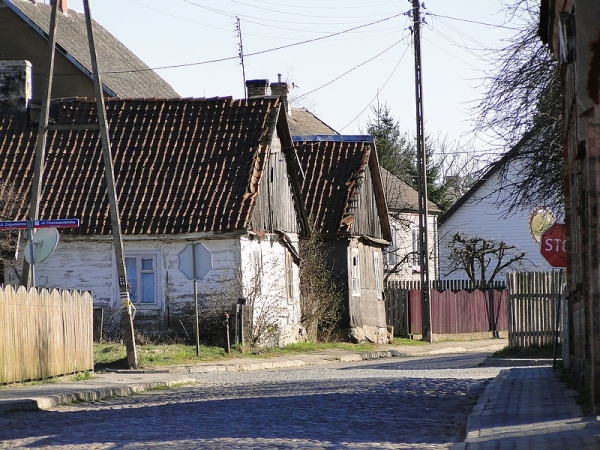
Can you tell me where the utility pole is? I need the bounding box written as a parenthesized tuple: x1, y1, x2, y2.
(21, 0, 59, 287)
(411, 0, 432, 342)
(83, 0, 137, 368)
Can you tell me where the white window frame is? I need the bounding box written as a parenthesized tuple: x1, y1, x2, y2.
(124, 252, 160, 309)
(373, 250, 382, 299)
(351, 247, 361, 296)
(384, 224, 399, 269)
(251, 249, 262, 298)
(411, 224, 420, 271)
(285, 251, 295, 304)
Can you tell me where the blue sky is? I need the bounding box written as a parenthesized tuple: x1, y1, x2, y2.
(61, 0, 521, 159)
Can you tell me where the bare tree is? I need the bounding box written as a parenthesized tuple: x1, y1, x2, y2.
(299, 231, 343, 342)
(472, 0, 562, 215)
(445, 232, 527, 284)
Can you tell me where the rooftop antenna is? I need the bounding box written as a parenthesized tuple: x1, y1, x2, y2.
(236, 17, 247, 98)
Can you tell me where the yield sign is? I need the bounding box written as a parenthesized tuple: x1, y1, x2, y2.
(541, 223, 567, 268)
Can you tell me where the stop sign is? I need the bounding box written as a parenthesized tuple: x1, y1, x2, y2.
(540, 223, 567, 268)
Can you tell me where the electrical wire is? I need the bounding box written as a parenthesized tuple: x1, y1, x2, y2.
(294, 37, 405, 101)
(102, 12, 406, 75)
(426, 12, 521, 31)
(338, 42, 411, 132)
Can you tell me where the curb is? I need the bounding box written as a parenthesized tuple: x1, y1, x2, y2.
(0, 378, 196, 414)
(0, 342, 506, 413)
(452, 369, 510, 449)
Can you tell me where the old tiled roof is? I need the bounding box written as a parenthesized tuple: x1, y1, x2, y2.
(288, 108, 338, 136)
(380, 166, 440, 214)
(0, 97, 282, 235)
(3, 0, 179, 98)
(293, 136, 372, 235)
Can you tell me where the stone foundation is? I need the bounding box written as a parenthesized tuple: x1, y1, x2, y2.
(345, 325, 393, 345)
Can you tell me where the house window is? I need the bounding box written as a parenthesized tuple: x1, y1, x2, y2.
(125, 255, 157, 305)
(252, 249, 262, 297)
(384, 225, 399, 268)
(411, 225, 420, 270)
(373, 250, 382, 299)
(285, 251, 294, 304)
(351, 248, 361, 296)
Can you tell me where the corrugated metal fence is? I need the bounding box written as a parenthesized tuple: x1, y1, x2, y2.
(506, 271, 564, 348)
(385, 280, 507, 337)
(0, 285, 94, 384)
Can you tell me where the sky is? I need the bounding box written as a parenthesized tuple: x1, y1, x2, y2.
(60, 0, 522, 162)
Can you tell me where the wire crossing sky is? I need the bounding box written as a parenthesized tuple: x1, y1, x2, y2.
(62, 0, 517, 155)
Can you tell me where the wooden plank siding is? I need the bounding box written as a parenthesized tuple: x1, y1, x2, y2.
(0, 285, 94, 384)
(506, 271, 564, 348)
(249, 136, 300, 234)
(351, 165, 384, 239)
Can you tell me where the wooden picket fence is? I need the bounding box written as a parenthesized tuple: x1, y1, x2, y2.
(0, 285, 94, 384)
(385, 280, 507, 338)
(506, 271, 564, 348)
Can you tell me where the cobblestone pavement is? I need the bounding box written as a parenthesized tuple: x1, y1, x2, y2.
(0, 354, 501, 449)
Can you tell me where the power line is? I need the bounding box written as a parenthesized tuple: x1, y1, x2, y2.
(102, 12, 406, 75)
(338, 42, 411, 132)
(294, 37, 405, 101)
(426, 12, 521, 31)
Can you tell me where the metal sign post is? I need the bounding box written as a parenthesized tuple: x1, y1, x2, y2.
(178, 242, 213, 356)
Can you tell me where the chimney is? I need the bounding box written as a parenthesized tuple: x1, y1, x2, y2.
(0, 60, 32, 115)
(49, 0, 68, 13)
(246, 79, 270, 99)
(270, 73, 291, 115)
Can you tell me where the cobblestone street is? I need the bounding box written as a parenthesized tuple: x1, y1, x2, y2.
(0, 354, 501, 449)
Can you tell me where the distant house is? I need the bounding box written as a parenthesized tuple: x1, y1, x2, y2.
(438, 144, 557, 282)
(0, 0, 178, 99)
(379, 167, 440, 281)
(0, 65, 309, 347)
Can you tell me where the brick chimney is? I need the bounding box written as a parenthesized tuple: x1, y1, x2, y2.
(270, 74, 290, 115)
(49, 0, 68, 13)
(0, 60, 32, 115)
(246, 79, 270, 99)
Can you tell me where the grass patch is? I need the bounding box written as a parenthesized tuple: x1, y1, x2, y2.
(94, 343, 229, 370)
(71, 371, 94, 382)
(491, 344, 560, 359)
(94, 338, 424, 370)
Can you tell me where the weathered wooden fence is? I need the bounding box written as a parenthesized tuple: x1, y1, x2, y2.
(506, 271, 564, 348)
(385, 280, 507, 337)
(0, 285, 94, 384)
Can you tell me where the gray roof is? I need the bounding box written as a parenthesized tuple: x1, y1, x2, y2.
(288, 107, 338, 136)
(4, 0, 179, 98)
(380, 166, 440, 214)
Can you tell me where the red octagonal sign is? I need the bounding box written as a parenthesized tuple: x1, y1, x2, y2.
(541, 223, 567, 268)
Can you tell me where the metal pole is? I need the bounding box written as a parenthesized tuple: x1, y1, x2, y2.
(412, 0, 432, 342)
(83, 0, 137, 368)
(27, 221, 35, 287)
(553, 269, 563, 370)
(21, 1, 59, 288)
(192, 242, 200, 356)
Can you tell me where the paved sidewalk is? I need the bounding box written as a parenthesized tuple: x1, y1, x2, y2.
(0, 339, 506, 414)
(455, 366, 600, 449)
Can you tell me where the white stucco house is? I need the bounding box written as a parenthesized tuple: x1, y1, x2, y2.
(0, 67, 310, 347)
(438, 146, 559, 282)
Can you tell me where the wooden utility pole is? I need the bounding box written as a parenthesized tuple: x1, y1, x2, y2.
(411, 0, 432, 342)
(20, 0, 59, 287)
(83, 0, 137, 368)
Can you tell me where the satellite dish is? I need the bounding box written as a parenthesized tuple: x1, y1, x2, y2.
(24, 228, 59, 264)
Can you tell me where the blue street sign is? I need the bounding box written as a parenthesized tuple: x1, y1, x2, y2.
(0, 219, 80, 230)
